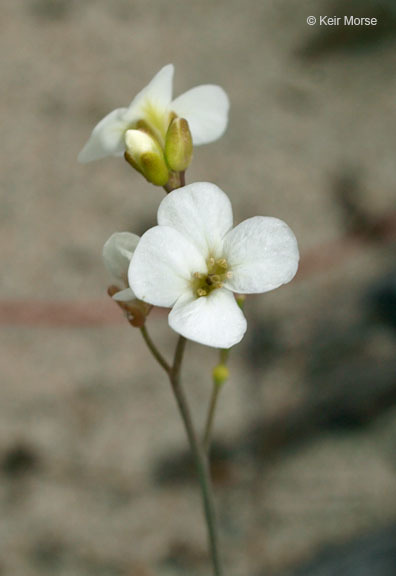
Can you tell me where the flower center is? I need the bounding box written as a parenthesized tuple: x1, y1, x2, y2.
(192, 257, 232, 298)
(139, 100, 174, 144)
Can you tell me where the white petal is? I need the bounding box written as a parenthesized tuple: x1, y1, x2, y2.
(125, 64, 174, 122)
(223, 217, 299, 294)
(113, 287, 136, 302)
(171, 85, 229, 145)
(129, 226, 206, 308)
(158, 182, 233, 259)
(103, 232, 140, 286)
(78, 108, 128, 163)
(169, 289, 247, 348)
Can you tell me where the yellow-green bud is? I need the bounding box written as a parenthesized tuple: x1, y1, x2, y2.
(124, 129, 169, 186)
(212, 364, 229, 386)
(164, 117, 193, 172)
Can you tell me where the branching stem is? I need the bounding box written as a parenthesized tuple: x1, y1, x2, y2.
(139, 330, 223, 576)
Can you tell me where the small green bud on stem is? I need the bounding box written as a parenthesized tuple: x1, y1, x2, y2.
(165, 117, 193, 172)
(212, 363, 229, 386)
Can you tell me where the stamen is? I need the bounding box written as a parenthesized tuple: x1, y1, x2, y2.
(192, 256, 231, 299)
(216, 258, 228, 269)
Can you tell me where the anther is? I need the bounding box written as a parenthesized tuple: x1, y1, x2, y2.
(226, 271, 233, 279)
(216, 258, 228, 269)
(208, 257, 215, 268)
(193, 272, 204, 279)
(197, 288, 207, 297)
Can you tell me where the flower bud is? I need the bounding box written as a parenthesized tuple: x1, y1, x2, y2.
(124, 129, 169, 186)
(164, 117, 193, 172)
(212, 364, 229, 386)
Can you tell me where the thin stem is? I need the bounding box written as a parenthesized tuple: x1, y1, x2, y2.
(203, 382, 222, 454)
(138, 328, 223, 575)
(203, 348, 230, 454)
(139, 325, 171, 373)
(171, 333, 187, 377)
(163, 170, 186, 194)
(220, 348, 229, 364)
(169, 337, 223, 576)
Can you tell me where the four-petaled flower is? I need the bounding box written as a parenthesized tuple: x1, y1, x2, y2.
(129, 183, 299, 348)
(78, 64, 229, 163)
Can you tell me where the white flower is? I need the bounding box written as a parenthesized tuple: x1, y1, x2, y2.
(129, 183, 299, 348)
(103, 232, 139, 302)
(78, 64, 229, 163)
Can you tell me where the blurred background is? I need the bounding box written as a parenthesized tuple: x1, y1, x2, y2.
(1, 1, 396, 575)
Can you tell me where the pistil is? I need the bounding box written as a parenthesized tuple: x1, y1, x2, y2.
(192, 257, 231, 298)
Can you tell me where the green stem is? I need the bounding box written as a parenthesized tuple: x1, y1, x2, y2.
(220, 348, 229, 364)
(203, 382, 222, 454)
(203, 349, 230, 454)
(139, 325, 171, 373)
(168, 337, 223, 576)
(163, 170, 185, 193)
(139, 329, 223, 575)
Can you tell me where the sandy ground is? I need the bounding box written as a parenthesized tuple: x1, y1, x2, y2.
(1, 1, 396, 575)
